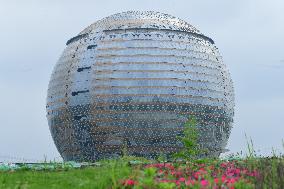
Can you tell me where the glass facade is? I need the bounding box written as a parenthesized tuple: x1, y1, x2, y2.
(47, 11, 234, 161)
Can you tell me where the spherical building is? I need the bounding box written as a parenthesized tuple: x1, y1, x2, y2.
(47, 11, 234, 161)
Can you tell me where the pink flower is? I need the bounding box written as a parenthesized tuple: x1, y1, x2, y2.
(124, 179, 136, 186)
(221, 175, 226, 183)
(214, 178, 219, 184)
(200, 179, 209, 186)
(185, 179, 195, 186)
(171, 170, 183, 178)
(234, 168, 241, 175)
(220, 162, 228, 168)
(179, 177, 186, 182)
(228, 178, 237, 184)
(194, 171, 201, 179)
(165, 163, 175, 170)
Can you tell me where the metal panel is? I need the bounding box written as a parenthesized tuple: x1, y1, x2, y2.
(47, 11, 234, 161)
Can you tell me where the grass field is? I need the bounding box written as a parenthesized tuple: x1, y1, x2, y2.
(1, 122, 283, 188)
(1, 156, 284, 189)
(0, 159, 131, 189)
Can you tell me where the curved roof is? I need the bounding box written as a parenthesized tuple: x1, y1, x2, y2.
(66, 11, 215, 45)
(79, 11, 201, 35)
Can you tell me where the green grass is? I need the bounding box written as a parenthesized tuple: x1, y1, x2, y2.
(244, 157, 284, 188)
(0, 160, 132, 189)
(1, 156, 284, 189)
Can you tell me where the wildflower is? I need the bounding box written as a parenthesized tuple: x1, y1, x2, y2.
(178, 177, 185, 182)
(185, 179, 195, 186)
(234, 168, 241, 175)
(220, 162, 228, 168)
(165, 163, 175, 170)
(194, 171, 201, 179)
(123, 179, 136, 186)
(221, 175, 226, 183)
(228, 178, 237, 184)
(214, 178, 219, 184)
(200, 179, 209, 186)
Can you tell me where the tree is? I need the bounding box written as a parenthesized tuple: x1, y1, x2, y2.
(173, 116, 202, 160)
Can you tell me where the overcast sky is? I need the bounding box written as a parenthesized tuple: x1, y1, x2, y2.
(0, 0, 283, 162)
